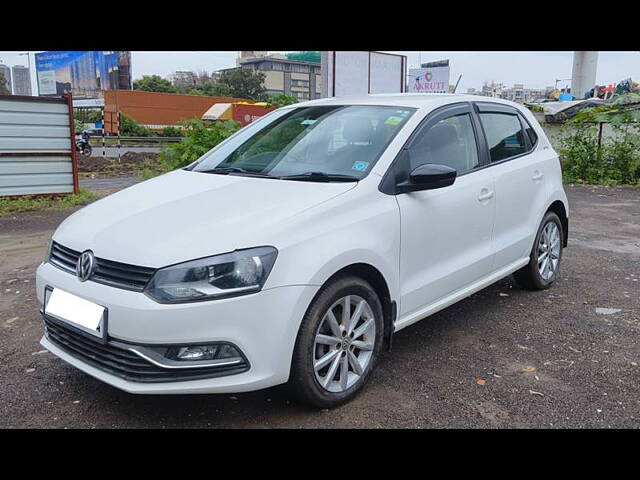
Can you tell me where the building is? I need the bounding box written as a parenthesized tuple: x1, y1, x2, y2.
(0, 64, 12, 93)
(170, 71, 198, 90)
(169, 70, 219, 91)
(501, 84, 547, 103)
(12, 65, 31, 96)
(475, 81, 548, 103)
(481, 81, 505, 98)
(234, 51, 322, 101)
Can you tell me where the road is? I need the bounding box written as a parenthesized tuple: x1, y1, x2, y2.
(0, 185, 639, 428)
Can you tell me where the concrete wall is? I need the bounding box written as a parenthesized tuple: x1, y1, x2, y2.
(0, 95, 77, 197)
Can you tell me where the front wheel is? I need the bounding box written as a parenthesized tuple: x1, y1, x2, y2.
(82, 145, 92, 157)
(513, 211, 564, 290)
(290, 276, 384, 408)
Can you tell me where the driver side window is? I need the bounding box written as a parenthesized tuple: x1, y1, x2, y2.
(408, 113, 479, 175)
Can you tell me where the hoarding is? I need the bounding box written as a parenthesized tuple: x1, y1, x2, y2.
(35, 51, 132, 98)
(322, 51, 407, 97)
(408, 60, 450, 94)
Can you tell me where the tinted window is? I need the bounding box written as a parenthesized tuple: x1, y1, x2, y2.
(521, 115, 538, 146)
(479, 112, 527, 162)
(408, 114, 479, 175)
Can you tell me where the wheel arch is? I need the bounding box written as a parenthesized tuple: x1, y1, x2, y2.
(546, 200, 569, 247)
(316, 263, 396, 350)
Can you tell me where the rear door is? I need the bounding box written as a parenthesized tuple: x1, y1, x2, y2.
(474, 102, 549, 271)
(394, 103, 496, 319)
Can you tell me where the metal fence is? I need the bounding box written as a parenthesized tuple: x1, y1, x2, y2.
(0, 94, 78, 197)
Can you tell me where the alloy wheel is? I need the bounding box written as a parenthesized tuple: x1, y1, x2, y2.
(312, 295, 376, 393)
(537, 221, 561, 281)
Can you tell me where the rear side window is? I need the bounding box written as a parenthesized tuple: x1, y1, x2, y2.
(521, 115, 538, 146)
(479, 112, 527, 162)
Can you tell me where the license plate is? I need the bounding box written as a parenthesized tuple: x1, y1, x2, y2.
(44, 287, 106, 339)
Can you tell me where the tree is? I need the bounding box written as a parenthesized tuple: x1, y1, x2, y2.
(267, 94, 298, 108)
(159, 119, 241, 171)
(133, 75, 177, 93)
(0, 73, 10, 95)
(217, 68, 266, 101)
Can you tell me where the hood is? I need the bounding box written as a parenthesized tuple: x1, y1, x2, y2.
(54, 169, 356, 267)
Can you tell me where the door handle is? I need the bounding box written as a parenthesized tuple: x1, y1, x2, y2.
(478, 188, 494, 202)
(532, 170, 543, 181)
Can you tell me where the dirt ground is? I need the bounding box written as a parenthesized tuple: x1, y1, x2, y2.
(0, 184, 638, 428)
(77, 152, 159, 179)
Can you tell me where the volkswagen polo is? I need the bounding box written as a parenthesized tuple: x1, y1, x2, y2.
(37, 94, 568, 408)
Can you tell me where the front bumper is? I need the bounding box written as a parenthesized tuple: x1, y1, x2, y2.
(36, 261, 319, 394)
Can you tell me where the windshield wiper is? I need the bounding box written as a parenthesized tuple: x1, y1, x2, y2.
(278, 172, 359, 182)
(198, 166, 275, 178)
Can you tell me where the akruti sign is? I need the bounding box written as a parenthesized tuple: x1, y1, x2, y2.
(408, 63, 450, 93)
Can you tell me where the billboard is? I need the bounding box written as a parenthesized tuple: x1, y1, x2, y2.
(35, 51, 132, 98)
(408, 59, 450, 94)
(322, 51, 407, 97)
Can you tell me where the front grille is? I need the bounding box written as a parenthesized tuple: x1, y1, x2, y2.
(49, 241, 156, 292)
(44, 316, 249, 383)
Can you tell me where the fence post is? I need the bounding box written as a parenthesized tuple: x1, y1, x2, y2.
(101, 107, 106, 162)
(117, 112, 121, 163)
(65, 93, 80, 195)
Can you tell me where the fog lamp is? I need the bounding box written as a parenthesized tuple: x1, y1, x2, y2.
(169, 343, 242, 362)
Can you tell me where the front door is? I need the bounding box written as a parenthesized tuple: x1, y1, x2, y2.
(396, 104, 496, 320)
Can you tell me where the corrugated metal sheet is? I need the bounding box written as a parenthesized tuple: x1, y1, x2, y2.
(0, 95, 76, 197)
(103, 90, 249, 133)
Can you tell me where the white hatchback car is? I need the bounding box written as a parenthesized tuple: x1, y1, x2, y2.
(37, 94, 568, 408)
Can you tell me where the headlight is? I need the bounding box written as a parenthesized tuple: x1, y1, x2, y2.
(144, 246, 278, 303)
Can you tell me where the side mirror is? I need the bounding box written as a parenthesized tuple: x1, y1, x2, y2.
(397, 163, 457, 193)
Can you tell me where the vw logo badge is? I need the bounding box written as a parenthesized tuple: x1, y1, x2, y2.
(76, 250, 95, 282)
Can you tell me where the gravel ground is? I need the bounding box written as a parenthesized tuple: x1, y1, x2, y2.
(0, 184, 638, 428)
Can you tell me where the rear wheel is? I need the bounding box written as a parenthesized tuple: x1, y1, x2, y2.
(513, 211, 563, 290)
(290, 276, 384, 408)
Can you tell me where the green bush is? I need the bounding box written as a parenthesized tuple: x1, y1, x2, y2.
(160, 126, 183, 137)
(559, 124, 640, 186)
(120, 114, 155, 137)
(158, 119, 241, 171)
(266, 94, 298, 108)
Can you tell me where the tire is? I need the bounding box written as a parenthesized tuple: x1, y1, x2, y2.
(290, 275, 384, 409)
(82, 145, 92, 157)
(513, 211, 564, 290)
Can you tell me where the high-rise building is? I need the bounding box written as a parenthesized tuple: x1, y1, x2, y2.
(0, 64, 12, 94)
(232, 52, 322, 101)
(12, 65, 32, 95)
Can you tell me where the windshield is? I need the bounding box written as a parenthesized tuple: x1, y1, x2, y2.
(191, 105, 415, 180)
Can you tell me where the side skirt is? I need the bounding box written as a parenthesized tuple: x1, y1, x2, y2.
(393, 257, 529, 333)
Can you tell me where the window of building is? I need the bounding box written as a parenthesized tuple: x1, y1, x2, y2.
(408, 114, 479, 175)
(479, 112, 527, 162)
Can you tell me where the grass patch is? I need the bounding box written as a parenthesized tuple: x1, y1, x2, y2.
(0, 189, 100, 218)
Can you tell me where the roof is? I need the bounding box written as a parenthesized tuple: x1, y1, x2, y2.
(291, 93, 523, 109)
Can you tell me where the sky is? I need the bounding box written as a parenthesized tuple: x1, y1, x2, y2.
(1, 51, 638, 95)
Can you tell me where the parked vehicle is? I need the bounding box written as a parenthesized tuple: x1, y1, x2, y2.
(37, 94, 568, 408)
